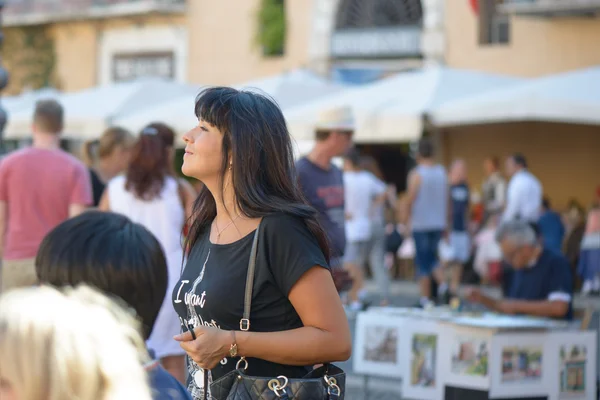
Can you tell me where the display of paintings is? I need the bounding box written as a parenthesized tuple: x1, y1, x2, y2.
(452, 336, 489, 377)
(547, 331, 597, 400)
(352, 312, 405, 378)
(400, 319, 443, 400)
(437, 324, 493, 391)
(489, 332, 552, 399)
(501, 346, 543, 383)
(411, 334, 437, 387)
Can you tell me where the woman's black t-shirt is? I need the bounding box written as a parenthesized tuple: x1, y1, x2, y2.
(172, 212, 329, 397)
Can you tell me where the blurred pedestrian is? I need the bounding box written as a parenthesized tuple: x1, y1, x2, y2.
(436, 159, 470, 302)
(342, 148, 387, 310)
(503, 153, 542, 223)
(0, 99, 92, 292)
(404, 138, 448, 307)
(578, 208, 600, 296)
(537, 197, 565, 254)
(296, 106, 353, 273)
(145, 122, 197, 220)
(361, 155, 396, 306)
(0, 285, 153, 400)
(99, 126, 187, 383)
(35, 210, 191, 398)
(481, 156, 505, 223)
(83, 126, 135, 206)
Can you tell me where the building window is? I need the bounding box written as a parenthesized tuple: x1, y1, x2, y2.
(479, 0, 510, 45)
(257, 0, 286, 57)
(112, 51, 175, 82)
(335, 0, 423, 29)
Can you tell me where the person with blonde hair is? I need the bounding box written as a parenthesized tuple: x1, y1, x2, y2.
(83, 126, 135, 206)
(0, 285, 153, 400)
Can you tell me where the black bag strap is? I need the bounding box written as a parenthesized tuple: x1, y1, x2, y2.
(236, 220, 333, 374)
(240, 221, 261, 332)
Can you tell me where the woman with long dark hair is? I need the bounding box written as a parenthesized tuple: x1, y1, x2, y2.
(99, 127, 187, 383)
(143, 122, 197, 219)
(172, 87, 351, 399)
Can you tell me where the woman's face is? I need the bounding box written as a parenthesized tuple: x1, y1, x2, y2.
(181, 120, 224, 182)
(0, 377, 17, 400)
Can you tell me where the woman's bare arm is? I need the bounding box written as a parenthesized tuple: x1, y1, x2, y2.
(235, 266, 351, 365)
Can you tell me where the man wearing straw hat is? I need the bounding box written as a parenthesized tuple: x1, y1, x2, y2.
(296, 106, 354, 273)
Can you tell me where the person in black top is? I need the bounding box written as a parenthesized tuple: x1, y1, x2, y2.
(83, 126, 135, 206)
(172, 87, 351, 400)
(467, 220, 573, 320)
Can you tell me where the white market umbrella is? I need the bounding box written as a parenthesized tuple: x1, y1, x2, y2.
(5, 78, 202, 140)
(113, 69, 345, 137)
(285, 66, 523, 143)
(235, 68, 346, 109)
(2, 88, 61, 114)
(430, 66, 600, 127)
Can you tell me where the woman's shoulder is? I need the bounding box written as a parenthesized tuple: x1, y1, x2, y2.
(262, 212, 307, 231)
(107, 174, 126, 190)
(261, 212, 323, 246)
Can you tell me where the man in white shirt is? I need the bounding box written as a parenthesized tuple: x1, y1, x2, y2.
(503, 154, 542, 223)
(343, 148, 386, 311)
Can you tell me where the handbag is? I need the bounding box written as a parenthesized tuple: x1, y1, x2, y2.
(207, 221, 346, 400)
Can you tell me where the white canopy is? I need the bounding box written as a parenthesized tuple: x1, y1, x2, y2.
(113, 69, 345, 137)
(430, 67, 600, 127)
(3, 88, 61, 114)
(235, 69, 346, 109)
(284, 66, 523, 143)
(5, 78, 201, 140)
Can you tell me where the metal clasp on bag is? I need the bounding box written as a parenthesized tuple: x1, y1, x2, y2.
(236, 357, 249, 371)
(268, 375, 289, 398)
(240, 318, 250, 331)
(324, 375, 341, 396)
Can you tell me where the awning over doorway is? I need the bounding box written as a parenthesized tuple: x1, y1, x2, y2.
(284, 66, 522, 143)
(430, 66, 600, 127)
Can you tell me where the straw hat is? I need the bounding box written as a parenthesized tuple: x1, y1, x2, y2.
(314, 106, 355, 132)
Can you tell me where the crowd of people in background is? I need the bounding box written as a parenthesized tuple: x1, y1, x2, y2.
(0, 94, 599, 398)
(0, 91, 353, 400)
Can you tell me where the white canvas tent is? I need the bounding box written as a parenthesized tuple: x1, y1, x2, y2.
(113, 69, 346, 137)
(3, 88, 61, 114)
(430, 66, 600, 127)
(4, 78, 201, 140)
(284, 66, 523, 143)
(235, 69, 346, 109)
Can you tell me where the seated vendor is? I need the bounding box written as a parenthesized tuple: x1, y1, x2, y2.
(466, 220, 572, 320)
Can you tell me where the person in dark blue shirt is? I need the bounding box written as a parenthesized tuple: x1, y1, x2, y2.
(467, 220, 572, 320)
(537, 197, 565, 254)
(35, 211, 191, 400)
(439, 159, 471, 301)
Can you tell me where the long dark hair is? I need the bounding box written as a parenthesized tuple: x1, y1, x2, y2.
(142, 122, 178, 176)
(125, 128, 169, 201)
(185, 87, 330, 261)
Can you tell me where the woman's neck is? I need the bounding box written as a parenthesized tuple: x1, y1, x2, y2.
(96, 159, 121, 183)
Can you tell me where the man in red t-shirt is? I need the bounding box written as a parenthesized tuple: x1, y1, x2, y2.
(0, 99, 92, 291)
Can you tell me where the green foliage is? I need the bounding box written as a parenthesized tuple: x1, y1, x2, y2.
(2, 26, 57, 92)
(256, 0, 286, 57)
